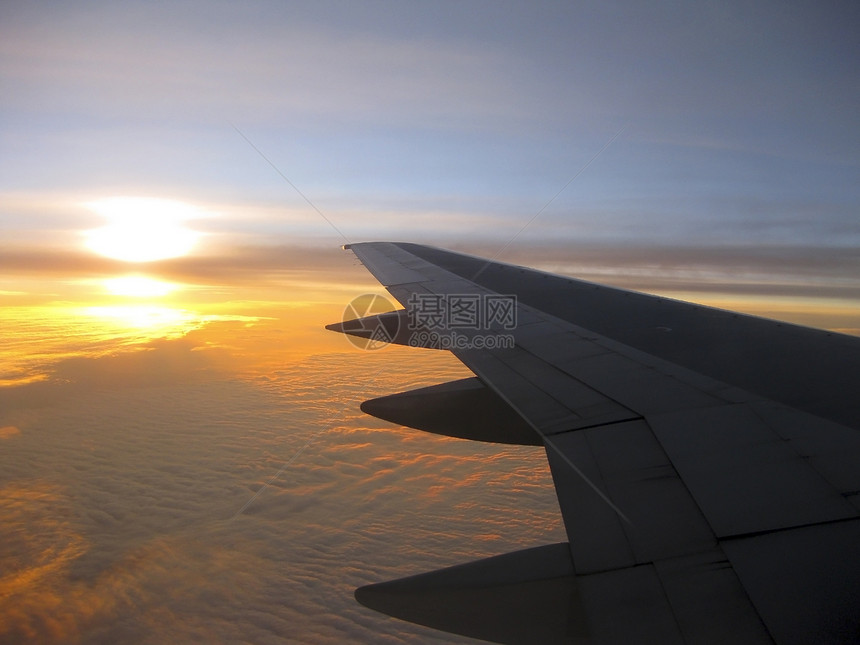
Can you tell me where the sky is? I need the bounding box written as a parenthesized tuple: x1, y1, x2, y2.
(0, 0, 859, 643)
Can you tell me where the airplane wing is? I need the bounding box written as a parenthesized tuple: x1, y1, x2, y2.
(328, 241, 860, 645)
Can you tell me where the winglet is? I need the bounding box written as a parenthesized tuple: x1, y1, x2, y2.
(325, 310, 411, 346)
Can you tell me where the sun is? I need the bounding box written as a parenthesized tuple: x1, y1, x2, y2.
(84, 197, 201, 262)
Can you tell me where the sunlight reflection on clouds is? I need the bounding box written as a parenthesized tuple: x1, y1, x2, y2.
(0, 336, 563, 643)
(0, 306, 262, 386)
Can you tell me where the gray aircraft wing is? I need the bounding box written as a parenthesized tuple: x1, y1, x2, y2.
(328, 241, 860, 645)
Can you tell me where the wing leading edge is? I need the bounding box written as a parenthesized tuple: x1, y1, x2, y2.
(332, 242, 860, 645)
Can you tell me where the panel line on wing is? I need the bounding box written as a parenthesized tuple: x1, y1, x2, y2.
(543, 433, 633, 526)
(547, 415, 644, 435)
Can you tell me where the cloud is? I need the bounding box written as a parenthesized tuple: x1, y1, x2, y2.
(3, 235, 859, 338)
(0, 340, 564, 643)
(0, 243, 366, 309)
(5, 237, 860, 295)
(0, 2, 530, 131)
(0, 425, 21, 439)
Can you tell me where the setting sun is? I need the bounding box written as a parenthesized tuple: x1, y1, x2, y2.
(84, 197, 201, 262)
(104, 275, 178, 298)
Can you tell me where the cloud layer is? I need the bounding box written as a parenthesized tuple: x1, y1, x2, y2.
(0, 336, 564, 643)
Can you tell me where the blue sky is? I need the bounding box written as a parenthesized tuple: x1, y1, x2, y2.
(1, 0, 859, 304)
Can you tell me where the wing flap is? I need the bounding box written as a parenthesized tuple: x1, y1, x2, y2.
(653, 550, 772, 644)
(455, 348, 637, 435)
(545, 420, 715, 573)
(650, 404, 856, 537)
(722, 519, 860, 645)
(749, 400, 860, 510)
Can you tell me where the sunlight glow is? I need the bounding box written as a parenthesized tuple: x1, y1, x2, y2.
(82, 305, 198, 329)
(104, 276, 178, 298)
(84, 197, 201, 262)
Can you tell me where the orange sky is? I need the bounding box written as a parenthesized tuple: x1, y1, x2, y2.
(3, 209, 859, 391)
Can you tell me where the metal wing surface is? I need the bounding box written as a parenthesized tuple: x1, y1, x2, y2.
(330, 241, 860, 645)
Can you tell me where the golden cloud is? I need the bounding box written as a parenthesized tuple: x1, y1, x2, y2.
(0, 426, 21, 439)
